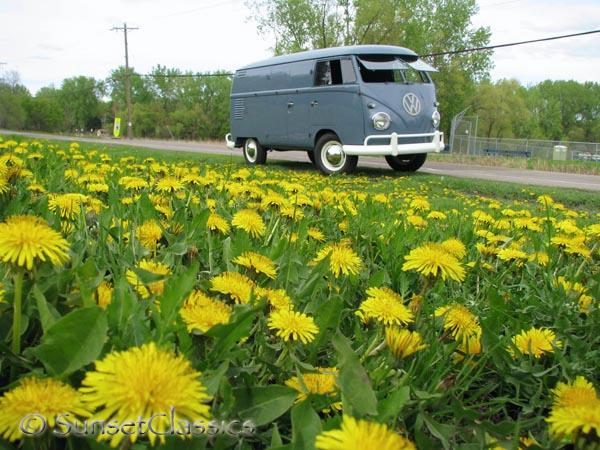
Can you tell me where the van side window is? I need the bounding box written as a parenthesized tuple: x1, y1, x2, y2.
(315, 61, 332, 86)
(315, 59, 356, 86)
(340, 59, 356, 83)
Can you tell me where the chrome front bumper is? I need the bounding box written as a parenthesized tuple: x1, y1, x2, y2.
(343, 131, 444, 156)
(225, 133, 235, 149)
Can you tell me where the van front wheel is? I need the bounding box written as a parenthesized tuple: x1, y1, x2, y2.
(314, 133, 358, 175)
(385, 153, 427, 172)
(243, 138, 267, 165)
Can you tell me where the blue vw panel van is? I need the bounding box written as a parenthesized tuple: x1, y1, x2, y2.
(225, 45, 444, 175)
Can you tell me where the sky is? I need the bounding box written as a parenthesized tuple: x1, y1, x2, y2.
(1, 0, 599, 93)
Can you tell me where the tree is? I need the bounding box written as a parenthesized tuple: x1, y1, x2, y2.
(25, 87, 65, 132)
(0, 71, 30, 130)
(58, 76, 103, 131)
(472, 79, 531, 139)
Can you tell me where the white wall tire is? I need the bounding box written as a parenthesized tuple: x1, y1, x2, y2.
(314, 133, 358, 175)
(243, 138, 267, 165)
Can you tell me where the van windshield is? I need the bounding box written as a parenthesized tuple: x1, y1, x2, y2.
(357, 55, 432, 84)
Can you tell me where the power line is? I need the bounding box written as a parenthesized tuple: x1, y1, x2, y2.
(422, 28, 600, 57)
(111, 23, 139, 139)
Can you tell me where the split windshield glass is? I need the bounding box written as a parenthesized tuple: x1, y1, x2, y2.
(357, 55, 432, 84)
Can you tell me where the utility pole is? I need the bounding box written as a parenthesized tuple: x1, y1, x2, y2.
(111, 23, 138, 139)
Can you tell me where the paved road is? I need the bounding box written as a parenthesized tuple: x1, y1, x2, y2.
(3, 129, 600, 191)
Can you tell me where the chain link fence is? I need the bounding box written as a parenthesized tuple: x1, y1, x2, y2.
(451, 136, 600, 162)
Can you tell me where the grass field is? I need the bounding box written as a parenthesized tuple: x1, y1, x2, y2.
(0, 135, 598, 450)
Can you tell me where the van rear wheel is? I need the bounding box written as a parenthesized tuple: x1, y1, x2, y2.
(314, 133, 358, 175)
(243, 138, 267, 165)
(385, 153, 427, 172)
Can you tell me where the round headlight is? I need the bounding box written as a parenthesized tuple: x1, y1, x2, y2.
(372, 112, 391, 130)
(432, 109, 441, 128)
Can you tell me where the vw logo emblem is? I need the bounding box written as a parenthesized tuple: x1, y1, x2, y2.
(402, 93, 421, 116)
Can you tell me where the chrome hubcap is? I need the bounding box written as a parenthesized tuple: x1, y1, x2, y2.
(322, 141, 345, 171)
(245, 140, 257, 162)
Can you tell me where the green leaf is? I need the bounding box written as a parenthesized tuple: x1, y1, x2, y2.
(377, 385, 410, 422)
(233, 385, 296, 426)
(202, 361, 230, 396)
(76, 258, 102, 307)
(31, 307, 107, 376)
(131, 266, 167, 284)
(270, 424, 283, 447)
(291, 401, 322, 450)
(32, 284, 60, 333)
(156, 262, 199, 342)
(332, 332, 378, 416)
(422, 413, 453, 450)
(206, 307, 256, 357)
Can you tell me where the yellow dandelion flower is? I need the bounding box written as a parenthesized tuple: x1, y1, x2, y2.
(510, 327, 562, 358)
(267, 309, 319, 344)
(79, 342, 211, 447)
(231, 209, 266, 238)
(407, 214, 427, 228)
(357, 287, 414, 326)
(0, 215, 69, 270)
(427, 211, 447, 220)
(552, 377, 599, 410)
(315, 415, 415, 450)
(307, 227, 326, 242)
(454, 334, 482, 362)
(314, 241, 362, 278)
(87, 182, 109, 193)
(537, 195, 554, 206)
(233, 251, 277, 279)
(210, 271, 255, 304)
(410, 197, 430, 211)
(135, 220, 162, 250)
(121, 176, 149, 190)
(546, 404, 600, 440)
(528, 251, 549, 266)
(0, 378, 89, 442)
(435, 304, 481, 342)
(385, 327, 427, 359)
(48, 193, 88, 221)
(579, 294, 593, 314)
(207, 213, 230, 234)
(95, 281, 113, 309)
(27, 182, 46, 193)
(0, 176, 10, 194)
(155, 176, 183, 193)
(125, 260, 171, 299)
(586, 223, 600, 238)
(440, 238, 467, 259)
(179, 290, 232, 333)
(255, 287, 292, 310)
(285, 367, 338, 402)
(497, 246, 528, 264)
(402, 243, 465, 282)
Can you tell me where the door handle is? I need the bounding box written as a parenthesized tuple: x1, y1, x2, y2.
(310, 100, 318, 107)
(287, 102, 294, 108)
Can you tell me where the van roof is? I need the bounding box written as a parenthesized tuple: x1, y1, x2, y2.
(239, 45, 419, 70)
